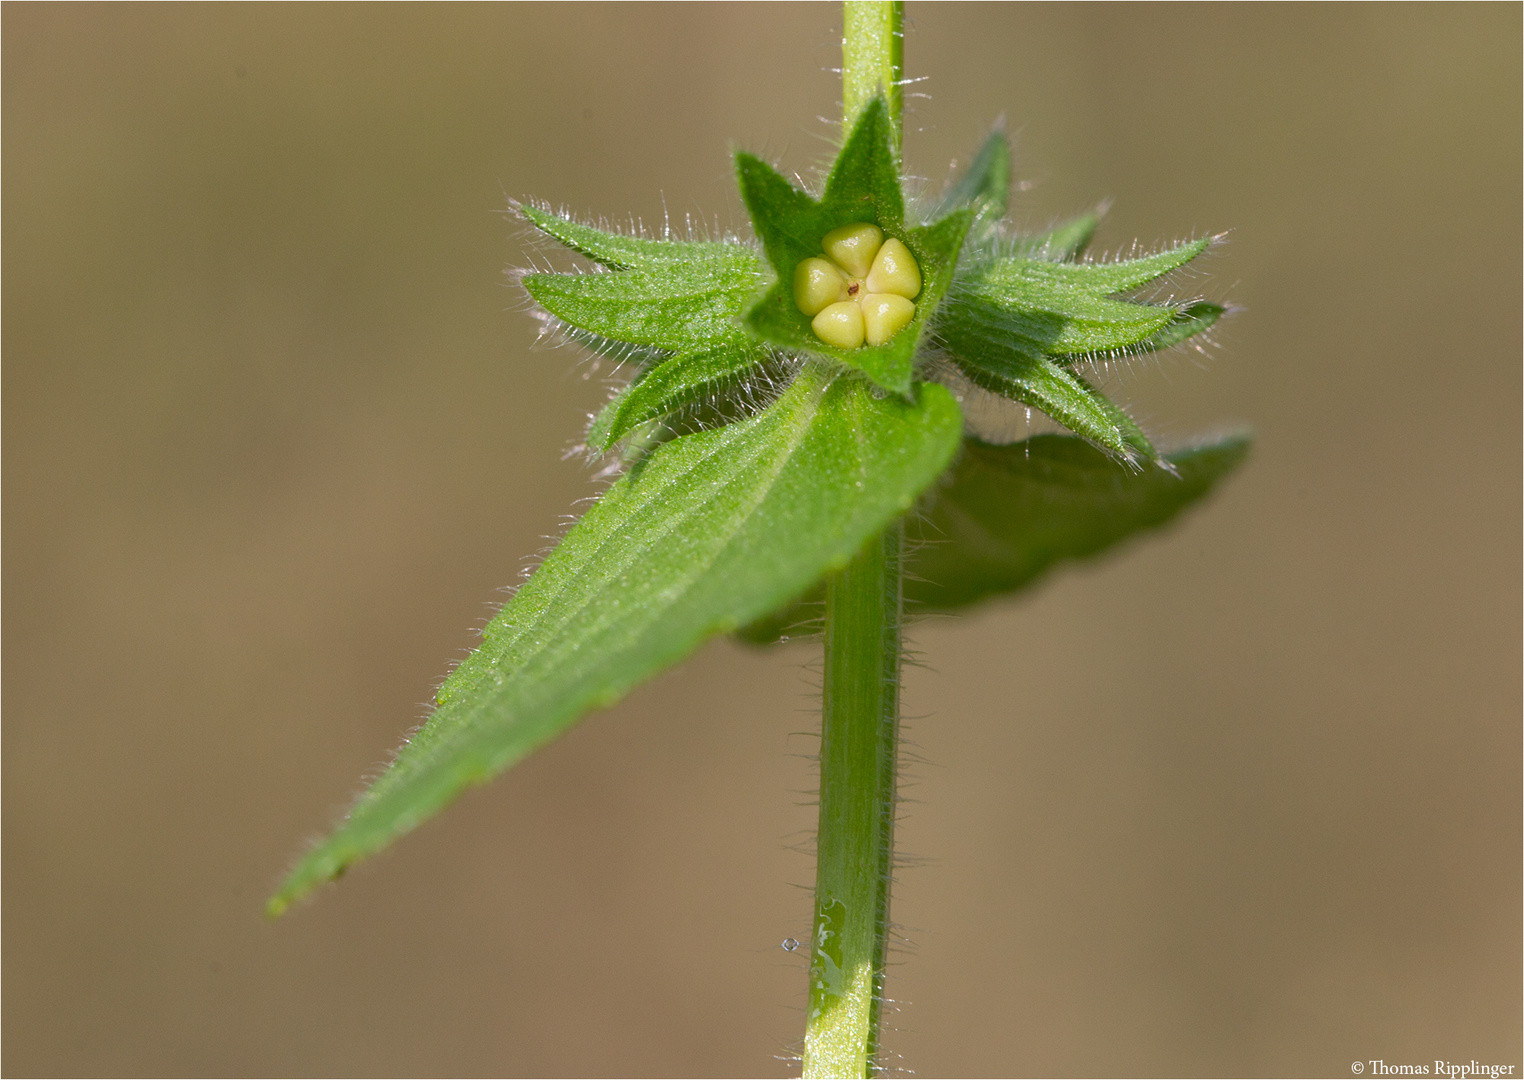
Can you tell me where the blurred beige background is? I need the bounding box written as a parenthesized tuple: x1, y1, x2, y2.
(5, 4, 1519, 1077)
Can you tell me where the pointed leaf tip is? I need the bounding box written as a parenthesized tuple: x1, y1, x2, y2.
(270, 365, 962, 910)
(940, 127, 1011, 224)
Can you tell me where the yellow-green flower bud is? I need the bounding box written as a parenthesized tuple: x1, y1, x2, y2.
(822, 222, 883, 279)
(793, 257, 850, 317)
(865, 237, 921, 300)
(795, 222, 921, 351)
(860, 293, 916, 347)
(811, 300, 866, 350)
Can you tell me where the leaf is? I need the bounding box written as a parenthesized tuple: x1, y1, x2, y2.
(1132, 300, 1224, 354)
(935, 234, 1218, 454)
(521, 204, 723, 271)
(1073, 370, 1156, 461)
(737, 431, 1249, 643)
(938, 128, 1010, 224)
(588, 344, 773, 452)
(522, 251, 761, 354)
(936, 316, 1154, 462)
(946, 283, 1175, 357)
(269, 365, 963, 914)
(819, 95, 906, 233)
(905, 432, 1250, 611)
(1008, 212, 1101, 261)
(586, 388, 631, 452)
(519, 206, 778, 450)
(1005, 238, 1209, 294)
(946, 240, 1208, 355)
(945, 238, 1211, 357)
(737, 96, 974, 395)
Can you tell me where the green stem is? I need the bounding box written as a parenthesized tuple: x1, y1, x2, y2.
(841, 0, 904, 152)
(805, 523, 904, 1079)
(804, 15, 907, 1075)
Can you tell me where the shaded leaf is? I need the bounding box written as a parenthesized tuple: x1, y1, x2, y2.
(936, 316, 1153, 462)
(935, 232, 1218, 455)
(588, 345, 773, 452)
(737, 431, 1249, 642)
(270, 365, 963, 913)
(906, 432, 1250, 611)
(945, 283, 1175, 357)
(944, 239, 1211, 357)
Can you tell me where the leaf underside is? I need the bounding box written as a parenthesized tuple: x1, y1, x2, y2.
(270, 365, 962, 913)
(736, 431, 1249, 644)
(907, 431, 1250, 610)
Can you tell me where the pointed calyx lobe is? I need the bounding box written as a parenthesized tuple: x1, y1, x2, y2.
(738, 97, 973, 396)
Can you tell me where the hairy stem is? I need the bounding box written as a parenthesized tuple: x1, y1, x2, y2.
(841, 0, 904, 152)
(803, 15, 907, 1076)
(804, 522, 904, 1079)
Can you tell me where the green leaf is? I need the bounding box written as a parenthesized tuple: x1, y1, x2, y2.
(1008, 212, 1101, 261)
(995, 237, 1210, 294)
(522, 251, 761, 354)
(519, 206, 778, 451)
(905, 432, 1250, 611)
(586, 388, 630, 452)
(944, 239, 1212, 358)
(737, 98, 904, 280)
(820, 94, 906, 233)
(737, 430, 1249, 643)
(1133, 300, 1224, 354)
(588, 344, 773, 452)
(269, 365, 962, 914)
(1073, 370, 1155, 461)
(948, 284, 1175, 356)
(938, 128, 1010, 224)
(521, 203, 721, 271)
(737, 96, 974, 395)
(935, 236, 1217, 454)
(937, 317, 1154, 462)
